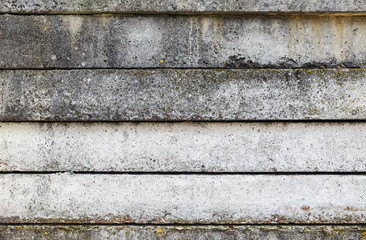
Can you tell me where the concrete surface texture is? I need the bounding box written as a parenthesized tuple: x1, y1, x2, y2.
(1, 174, 366, 224)
(1, 15, 366, 68)
(1, 122, 366, 172)
(1, 0, 366, 238)
(1, 69, 366, 121)
(1, 225, 366, 239)
(1, 0, 366, 13)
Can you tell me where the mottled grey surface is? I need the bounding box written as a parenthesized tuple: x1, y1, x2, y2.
(1, 122, 366, 172)
(1, 225, 366, 239)
(2, 174, 366, 224)
(2, 1, 366, 234)
(1, 69, 366, 121)
(1, 15, 366, 69)
(1, 0, 366, 13)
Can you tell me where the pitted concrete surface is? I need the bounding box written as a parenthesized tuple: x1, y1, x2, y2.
(1, 0, 366, 13)
(1, 15, 366, 68)
(1, 225, 366, 239)
(1, 69, 366, 121)
(1, 174, 366, 224)
(1, 0, 365, 237)
(1, 122, 366, 172)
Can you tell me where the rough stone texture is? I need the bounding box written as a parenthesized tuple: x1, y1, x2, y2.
(1, 15, 366, 69)
(1, 69, 366, 121)
(1, 122, 366, 172)
(1, 225, 366, 239)
(1, 174, 366, 224)
(1, 0, 366, 13)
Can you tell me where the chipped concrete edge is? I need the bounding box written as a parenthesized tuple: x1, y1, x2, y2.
(1, 225, 366, 239)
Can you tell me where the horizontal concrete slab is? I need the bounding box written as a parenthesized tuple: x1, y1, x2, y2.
(1, 225, 366, 239)
(1, 174, 366, 224)
(1, 0, 366, 13)
(1, 69, 366, 121)
(1, 15, 366, 68)
(1, 122, 366, 172)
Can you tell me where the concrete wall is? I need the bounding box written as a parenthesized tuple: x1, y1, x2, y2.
(1, 0, 366, 13)
(2, 69, 366, 121)
(1, 122, 366, 172)
(2, 174, 366, 224)
(2, 15, 366, 69)
(1, 1, 365, 239)
(2, 225, 366, 239)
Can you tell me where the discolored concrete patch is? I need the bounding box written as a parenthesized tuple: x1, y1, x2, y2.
(1, 69, 366, 121)
(1, 0, 366, 13)
(1, 15, 366, 68)
(1, 225, 366, 239)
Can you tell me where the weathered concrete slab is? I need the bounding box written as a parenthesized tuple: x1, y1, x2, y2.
(1, 0, 366, 13)
(1, 174, 366, 224)
(1, 69, 366, 121)
(1, 225, 366, 239)
(1, 15, 366, 68)
(1, 122, 366, 172)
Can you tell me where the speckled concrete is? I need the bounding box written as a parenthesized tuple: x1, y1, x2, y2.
(1, 15, 366, 69)
(1, 0, 366, 13)
(1, 174, 366, 224)
(1, 225, 366, 239)
(1, 69, 366, 121)
(1, 122, 366, 172)
(1, 0, 365, 236)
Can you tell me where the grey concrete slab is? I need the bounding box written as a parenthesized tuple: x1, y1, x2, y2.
(1, 174, 366, 224)
(1, 0, 366, 13)
(1, 69, 366, 121)
(1, 15, 366, 69)
(1, 122, 366, 172)
(1, 225, 366, 239)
